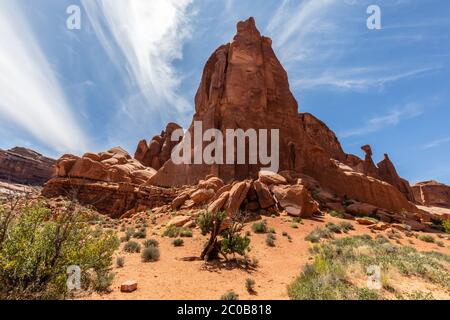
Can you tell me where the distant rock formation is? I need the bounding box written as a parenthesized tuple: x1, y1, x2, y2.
(0, 147, 55, 185)
(413, 181, 450, 209)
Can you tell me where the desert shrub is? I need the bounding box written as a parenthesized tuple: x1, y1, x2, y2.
(172, 238, 184, 247)
(266, 233, 276, 247)
(443, 220, 450, 234)
(144, 239, 159, 248)
(329, 211, 344, 218)
(221, 231, 251, 256)
(436, 240, 444, 247)
(282, 231, 289, 237)
(339, 221, 354, 233)
(221, 291, 239, 300)
(200, 211, 251, 261)
(163, 225, 192, 238)
(0, 200, 119, 300)
(292, 217, 303, 224)
(133, 230, 146, 239)
(291, 223, 299, 229)
(252, 220, 268, 234)
(289, 235, 450, 300)
(325, 222, 342, 234)
(269, 227, 276, 234)
(418, 235, 435, 243)
(245, 278, 256, 294)
(141, 245, 160, 262)
(116, 256, 125, 268)
(197, 211, 226, 236)
(305, 227, 333, 243)
(93, 272, 115, 293)
(125, 228, 135, 239)
(124, 241, 141, 253)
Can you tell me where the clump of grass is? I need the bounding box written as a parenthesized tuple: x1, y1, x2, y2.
(266, 233, 276, 247)
(339, 221, 354, 233)
(133, 230, 146, 239)
(329, 210, 344, 218)
(116, 256, 125, 268)
(123, 240, 141, 253)
(252, 220, 268, 234)
(172, 238, 184, 247)
(325, 222, 342, 234)
(292, 217, 303, 224)
(221, 291, 239, 300)
(269, 227, 276, 234)
(163, 225, 193, 238)
(288, 235, 450, 300)
(141, 245, 160, 262)
(418, 235, 435, 243)
(305, 227, 333, 243)
(443, 220, 450, 234)
(144, 239, 159, 248)
(245, 278, 256, 294)
(436, 240, 444, 247)
(291, 224, 299, 229)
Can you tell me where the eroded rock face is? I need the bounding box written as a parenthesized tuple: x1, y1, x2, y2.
(377, 154, 415, 202)
(0, 147, 55, 185)
(134, 123, 182, 170)
(413, 181, 450, 209)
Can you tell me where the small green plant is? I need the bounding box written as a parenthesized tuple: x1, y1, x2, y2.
(339, 221, 354, 233)
(124, 240, 141, 253)
(292, 217, 303, 224)
(305, 227, 333, 243)
(329, 211, 344, 218)
(133, 230, 146, 239)
(325, 222, 342, 234)
(221, 231, 251, 257)
(172, 238, 184, 247)
(269, 227, 276, 234)
(291, 223, 299, 229)
(141, 245, 160, 262)
(252, 220, 268, 234)
(197, 211, 227, 236)
(443, 220, 450, 234)
(266, 233, 276, 247)
(116, 256, 125, 268)
(245, 278, 256, 294)
(436, 240, 444, 247)
(221, 291, 239, 300)
(163, 225, 192, 238)
(418, 235, 435, 243)
(179, 228, 193, 237)
(144, 239, 159, 248)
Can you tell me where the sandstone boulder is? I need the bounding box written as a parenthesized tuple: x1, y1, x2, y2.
(225, 180, 251, 216)
(271, 185, 318, 218)
(346, 203, 379, 217)
(258, 171, 287, 186)
(253, 180, 275, 209)
(208, 191, 230, 214)
(190, 188, 215, 204)
(167, 215, 192, 227)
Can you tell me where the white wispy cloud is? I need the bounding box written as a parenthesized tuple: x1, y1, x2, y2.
(81, 0, 193, 124)
(341, 103, 423, 137)
(0, 2, 87, 154)
(267, 0, 340, 63)
(423, 137, 450, 150)
(294, 66, 441, 91)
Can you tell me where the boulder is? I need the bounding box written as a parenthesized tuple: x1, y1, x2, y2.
(225, 180, 251, 216)
(356, 218, 377, 226)
(253, 180, 275, 209)
(208, 191, 229, 214)
(258, 171, 287, 186)
(120, 281, 138, 293)
(190, 188, 215, 204)
(167, 215, 192, 227)
(271, 185, 318, 218)
(171, 193, 190, 210)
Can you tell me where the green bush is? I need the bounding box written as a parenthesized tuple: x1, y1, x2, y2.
(339, 221, 354, 233)
(245, 278, 256, 294)
(325, 222, 342, 234)
(252, 220, 268, 234)
(266, 233, 276, 247)
(163, 225, 193, 238)
(220, 232, 251, 256)
(172, 238, 184, 247)
(124, 241, 141, 253)
(197, 211, 227, 236)
(116, 256, 125, 268)
(143, 239, 159, 248)
(305, 227, 333, 243)
(418, 235, 435, 243)
(443, 220, 450, 234)
(141, 246, 160, 262)
(328, 211, 344, 218)
(221, 291, 239, 300)
(133, 230, 146, 239)
(0, 200, 119, 300)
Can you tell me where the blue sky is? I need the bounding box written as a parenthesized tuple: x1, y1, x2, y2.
(0, 0, 449, 184)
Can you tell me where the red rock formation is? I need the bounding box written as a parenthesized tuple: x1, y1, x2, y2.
(148, 17, 418, 214)
(377, 154, 415, 202)
(0, 147, 55, 185)
(134, 123, 182, 170)
(413, 180, 450, 209)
